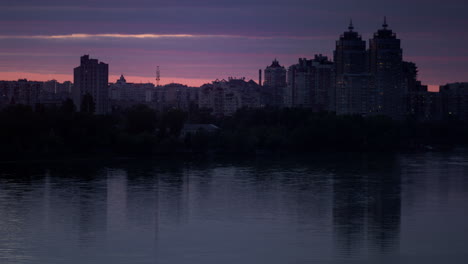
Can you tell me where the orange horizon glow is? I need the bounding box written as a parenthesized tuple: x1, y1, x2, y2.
(0, 71, 442, 92)
(0, 72, 214, 87)
(427, 85, 440, 92)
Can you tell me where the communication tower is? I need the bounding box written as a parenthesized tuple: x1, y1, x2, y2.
(156, 66, 161, 87)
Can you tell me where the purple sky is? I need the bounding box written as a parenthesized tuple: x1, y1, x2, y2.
(1, 0, 467, 89)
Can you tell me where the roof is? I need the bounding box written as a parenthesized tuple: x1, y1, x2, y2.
(268, 59, 282, 68)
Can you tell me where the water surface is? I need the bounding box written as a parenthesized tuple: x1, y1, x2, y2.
(1, 152, 468, 263)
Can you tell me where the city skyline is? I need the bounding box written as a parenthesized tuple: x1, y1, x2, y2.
(1, 0, 468, 90)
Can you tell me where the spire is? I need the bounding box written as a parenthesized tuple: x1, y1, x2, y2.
(348, 19, 354, 32)
(118, 74, 126, 83)
(383, 16, 388, 29)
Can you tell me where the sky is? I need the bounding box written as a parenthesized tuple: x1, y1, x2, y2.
(0, 0, 467, 90)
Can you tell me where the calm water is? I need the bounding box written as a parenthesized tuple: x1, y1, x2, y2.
(1, 152, 468, 264)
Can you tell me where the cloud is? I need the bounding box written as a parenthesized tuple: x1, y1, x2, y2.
(0, 34, 197, 39)
(0, 33, 334, 41)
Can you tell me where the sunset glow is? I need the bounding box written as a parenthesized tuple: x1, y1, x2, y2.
(0, 71, 213, 87)
(0, 0, 467, 87)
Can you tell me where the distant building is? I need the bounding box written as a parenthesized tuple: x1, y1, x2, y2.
(109, 75, 155, 110)
(369, 18, 405, 119)
(334, 21, 375, 115)
(155, 83, 198, 111)
(336, 74, 376, 115)
(0, 79, 72, 109)
(199, 78, 262, 116)
(286, 55, 335, 111)
(40, 80, 72, 107)
(199, 84, 224, 115)
(334, 21, 367, 76)
(0, 81, 8, 108)
(402, 61, 440, 121)
(440, 83, 468, 121)
(407, 89, 440, 121)
(263, 59, 287, 107)
(0, 79, 41, 109)
(402, 62, 419, 93)
(73, 55, 109, 114)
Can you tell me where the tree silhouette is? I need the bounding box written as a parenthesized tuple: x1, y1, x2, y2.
(61, 98, 76, 114)
(161, 109, 187, 137)
(125, 104, 157, 134)
(81, 93, 95, 114)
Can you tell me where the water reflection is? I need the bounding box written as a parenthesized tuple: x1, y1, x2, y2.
(0, 152, 467, 264)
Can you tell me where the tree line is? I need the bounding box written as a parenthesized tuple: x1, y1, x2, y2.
(0, 99, 467, 159)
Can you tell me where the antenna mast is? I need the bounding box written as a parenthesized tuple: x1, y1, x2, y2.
(156, 66, 161, 87)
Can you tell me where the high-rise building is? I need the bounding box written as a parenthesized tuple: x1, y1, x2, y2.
(334, 21, 375, 115)
(440, 83, 468, 121)
(334, 21, 367, 76)
(336, 74, 376, 115)
(369, 18, 405, 119)
(402, 61, 440, 121)
(264, 59, 287, 107)
(286, 55, 335, 111)
(73, 55, 109, 114)
(402, 61, 419, 93)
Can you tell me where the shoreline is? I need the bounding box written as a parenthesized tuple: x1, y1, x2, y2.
(0, 146, 463, 165)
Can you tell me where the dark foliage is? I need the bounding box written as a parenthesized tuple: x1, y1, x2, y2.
(80, 93, 95, 114)
(0, 104, 466, 159)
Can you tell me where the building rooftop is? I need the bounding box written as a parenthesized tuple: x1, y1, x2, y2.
(373, 17, 397, 39)
(268, 59, 283, 68)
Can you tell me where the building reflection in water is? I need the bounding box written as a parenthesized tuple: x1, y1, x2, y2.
(106, 169, 128, 245)
(332, 154, 401, 256)
(76, 168, 108, 247)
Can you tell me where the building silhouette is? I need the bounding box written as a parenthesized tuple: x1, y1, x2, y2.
(109, 74, 155, 110)
(156, 83, 199, 111)
(263, 59, 287, 107)
(0, 79, 72, 110)
(73, 55, 109, 114)
(199, 78, 262, 116)
(440, 82, 468, 121)
(335, 21, 375, 115)
(286, 55, 335, 111)
(369, 18, 405, 119)
(403, 62, 441, 121)
(334, 20, 367, 76)
(0, 79, 41, 109)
